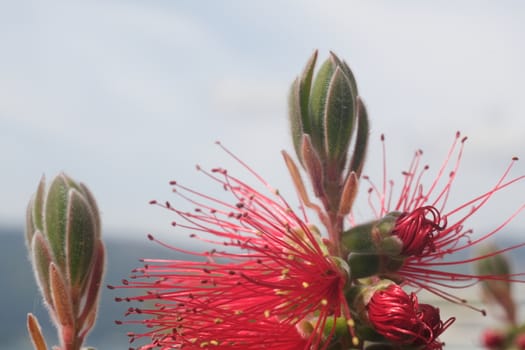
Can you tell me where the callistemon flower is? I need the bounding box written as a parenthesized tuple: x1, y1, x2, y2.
(111, 145, 356, 349)
(367, 283, 454, 349)
(344, 132, 525, 305)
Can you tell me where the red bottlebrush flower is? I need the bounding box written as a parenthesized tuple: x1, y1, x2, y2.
(367, 283, 454, 349)
(358, 132, 525, 304)
(111, 145, 355, 349)
(515, 333, 525, 350)
(481, 329, 505, 349)
(390, 205, 444, 257)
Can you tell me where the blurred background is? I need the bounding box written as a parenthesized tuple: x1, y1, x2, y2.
(1, 1, 524, 348)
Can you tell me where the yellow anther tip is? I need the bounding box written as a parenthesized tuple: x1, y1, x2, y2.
(352, 337, 359, 346)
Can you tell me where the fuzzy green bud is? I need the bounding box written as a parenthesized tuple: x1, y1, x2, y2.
(289, 50, 368, 177)
(285, 51, 370, 243)
(26, 173, 105, 349)
(475, 244, 516, 325)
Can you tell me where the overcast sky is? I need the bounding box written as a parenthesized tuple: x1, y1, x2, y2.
(1, 1, 524, 241)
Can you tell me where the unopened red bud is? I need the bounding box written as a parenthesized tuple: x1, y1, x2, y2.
(367, 283, 454, 348)
(516, 333, 525, 350)
(481, 328, 505, 349)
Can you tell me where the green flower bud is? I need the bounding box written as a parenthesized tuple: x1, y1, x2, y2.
(286, 51, 370, 246)
(475, 244, 516, 325)
(25, 173, 104, 349)
(475, 244, 511, 279)
(289, 50, 368, 177)
(27, 174, 101, 291)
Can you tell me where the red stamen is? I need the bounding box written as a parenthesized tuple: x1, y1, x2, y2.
(113, 147, 355, 349)
(393, 206, 446, 256)
(367, 284, 454, 349)
(358, 133, 525, 309)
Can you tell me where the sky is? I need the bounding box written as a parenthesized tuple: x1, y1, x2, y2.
(1, 0, 524, 241)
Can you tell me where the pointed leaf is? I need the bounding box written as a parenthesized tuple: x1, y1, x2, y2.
(49, 263, 74, 327)
(297, 50, 318, 136)
(301, 135, 325, 198)
(33, 176, 46, 232)
(330, 52, 358, 96)
(79, 183, 101, 238)
(338, 171, 358, 216)
(27, 314, 49, 350)
(289, 79, 306, 165)
(79, 241, 105, 332)
(61, 173, 82, 191)
(45, 175, 69, 267)
(349, 97, 369, 177)
(289, 50, 318, 166)
(66, 189, 96, 288)
(26, 199, 36, 249)
(31, 231, 54, 306)
(26, 176, 46, 246)
(308, 56, 335, 153)
(281, 150, 323, 214)
(324, 66, 356, 163)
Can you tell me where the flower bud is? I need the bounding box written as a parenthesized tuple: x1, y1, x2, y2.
(26, 173, 104, 349)
(366, 283, 454, 348)
(286, 51, 369, 232)
(515, 333, 525, 350)
(341, 206, 451, 280)
(475, 244, 516, 325)
(481, 328, 505, 349)
(289, 51, 367, 174)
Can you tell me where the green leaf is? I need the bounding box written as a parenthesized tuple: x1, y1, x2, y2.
(288, 50, 318, 166)
(329, 52, 358, 96)
(324, 66, 356, 163)
(33, 176, 46, 231)
(79, 183, 101, 238)
(349, 97, 369, 177)
(298, 50, 318, 136)
(289, 78, 306, 164)
(79, 241, 105, 336)
(45, 174, 69, 267)
(66, 189, 96, 288)
(26, 176, 47, 246)
(309, 57, 335, 154)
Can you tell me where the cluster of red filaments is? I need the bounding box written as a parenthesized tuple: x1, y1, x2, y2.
(391, 205, 445, 257)
(360, 132, 525, 304)
(367, 284, 455, 350)
(111, 156, 354, 349)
